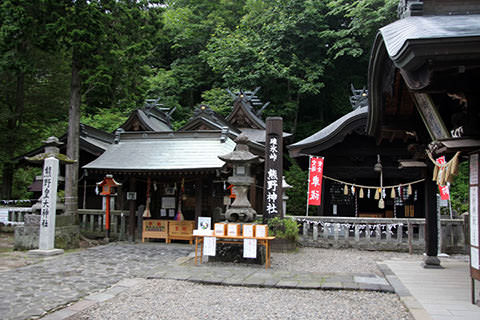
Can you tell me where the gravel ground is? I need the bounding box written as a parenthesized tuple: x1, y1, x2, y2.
(67, 248, 419, 320)
(69, 279, 412, 320)
(205, 247, 425, 275)
(272, 247, 422, 275)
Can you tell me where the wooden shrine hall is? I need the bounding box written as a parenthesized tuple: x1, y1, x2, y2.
(367, 0, 480, 271)
(288, 86, 425, 219)
(79, 89, 285, 240)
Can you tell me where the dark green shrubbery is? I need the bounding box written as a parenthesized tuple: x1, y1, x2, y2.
(268, 217, 299, 241)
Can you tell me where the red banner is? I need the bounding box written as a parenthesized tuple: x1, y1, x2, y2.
(308, 156, 324, 206)
(436, 156, 450, 200)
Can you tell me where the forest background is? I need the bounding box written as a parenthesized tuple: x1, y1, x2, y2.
(0, 0, 468, 215)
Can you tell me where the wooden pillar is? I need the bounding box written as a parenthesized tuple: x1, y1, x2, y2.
(195, 177, 203, 228)
(128, 176, 136, 242)
(423, 165, 441, 268)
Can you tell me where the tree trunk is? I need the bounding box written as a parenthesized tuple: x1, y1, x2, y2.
(1, 71, 25, 200)
(65, 59, 81, 219)
(292, 93, 300, 134)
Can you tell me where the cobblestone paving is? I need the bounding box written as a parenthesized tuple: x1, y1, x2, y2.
(0, 243, 192, 320)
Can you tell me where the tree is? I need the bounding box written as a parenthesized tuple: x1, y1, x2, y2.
(0, 0, 69, 200)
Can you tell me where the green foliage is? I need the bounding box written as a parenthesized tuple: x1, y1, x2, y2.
(450, 161, 469, 215)
(81, 108, 129, 133)
(0, 0, 400, 198)
(284, 158, 308, 216)
(11, 167, 40, 200)
(201, 88, 233, 116)
(268, 217, 299, 241)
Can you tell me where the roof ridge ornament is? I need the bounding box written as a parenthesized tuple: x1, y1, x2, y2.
(350, 84, 368, 110)
(398, 0, 423, 18)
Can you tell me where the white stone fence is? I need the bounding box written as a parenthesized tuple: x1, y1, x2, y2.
(290, 216, 466, 254)
(78, 209, 128, 240)
(6, 207, 32, 224)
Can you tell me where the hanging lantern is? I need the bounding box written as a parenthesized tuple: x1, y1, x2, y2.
(359, 188, 364, 198)
(344, 184, 348, 195)
(351, 186, 355, 195)
(374, 188, 380, 200)
(390, 187, 395, 198)
(378, 198, 385, 209)
(407, 184, 412, 196)
(367, 189, 371, 198)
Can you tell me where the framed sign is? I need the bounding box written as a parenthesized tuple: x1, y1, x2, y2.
(470, 153, 480, 283)
(126, 192, 137, 200)
(162, 197, 176, 209)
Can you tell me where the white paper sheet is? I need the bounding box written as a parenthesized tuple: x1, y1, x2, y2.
(203, 237, 216, 256)
(471, 247, 479, 270)
(243, 238, 257, 258)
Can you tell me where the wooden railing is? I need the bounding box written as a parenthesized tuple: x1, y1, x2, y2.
(78, 209, 128, 240)
(290, 216, 466, 254)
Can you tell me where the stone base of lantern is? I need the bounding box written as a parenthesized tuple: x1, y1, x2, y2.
(225, 207, 257, 222)
(28, 248, 64, 256)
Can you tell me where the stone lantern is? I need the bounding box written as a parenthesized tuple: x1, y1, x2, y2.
(218, 134, 259, 222)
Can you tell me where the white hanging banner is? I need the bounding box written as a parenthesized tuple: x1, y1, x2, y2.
(203, 237, 216, 256)
(243, 238, 257, 258)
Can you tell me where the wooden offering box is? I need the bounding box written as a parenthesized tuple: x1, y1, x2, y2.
(214, 223, 227, 236)
(227, 223, 241, 236)
(142, 220, 168, 242)
(255, 224, 268, 238)
(168, 220, 195, 244)
(242, 224, 255, 238)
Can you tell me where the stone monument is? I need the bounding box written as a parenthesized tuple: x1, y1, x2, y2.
(25, 136, 75, 255)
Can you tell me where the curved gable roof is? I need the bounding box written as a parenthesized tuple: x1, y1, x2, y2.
(288, 106, 368, 157)
(120, 107, 172, 132)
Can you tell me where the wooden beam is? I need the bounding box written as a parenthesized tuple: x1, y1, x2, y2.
(412, 93, 450, 141)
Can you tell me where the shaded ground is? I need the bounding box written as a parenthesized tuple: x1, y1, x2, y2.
(0, 231, 107, 272)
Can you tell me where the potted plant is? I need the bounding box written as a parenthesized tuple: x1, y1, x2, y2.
(268, 217, 299, 252)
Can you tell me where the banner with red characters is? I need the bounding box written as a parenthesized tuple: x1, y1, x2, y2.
(308, 156, 324, 206)
(436, 156, 450, 201)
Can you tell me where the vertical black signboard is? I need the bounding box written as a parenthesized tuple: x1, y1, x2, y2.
(263, 117, 283, 223)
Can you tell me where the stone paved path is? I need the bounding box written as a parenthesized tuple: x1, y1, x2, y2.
(149, 262, 393, 292)
(0, 242, 192, 320)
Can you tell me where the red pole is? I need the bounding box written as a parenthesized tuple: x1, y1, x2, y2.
(105, 194, 110, 240)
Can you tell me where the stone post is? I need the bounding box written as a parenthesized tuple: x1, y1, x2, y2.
(30, 157, 64, 255)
